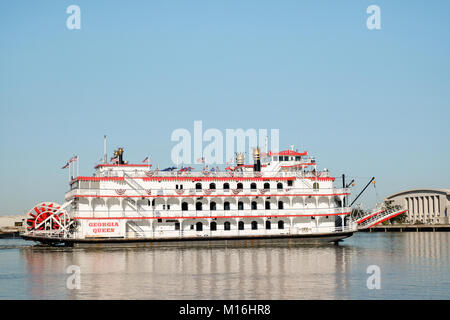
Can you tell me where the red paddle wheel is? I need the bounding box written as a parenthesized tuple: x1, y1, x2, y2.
(26, 202, 69, 232)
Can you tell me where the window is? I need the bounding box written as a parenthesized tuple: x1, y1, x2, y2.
(277, 183, 283, 190)
(295, 156, 301, 161)
(224, 221, 231, 231)
(284, 156, 289, 161)
(210, 202, 216, 211)
(287, 180, 293, 187)
(238, 201, 244, 210)
(224, 202, 230, 210)
(182, 202, 188, 211)
(278, 201, 284, 209)
(195, 183, 202, 190)
(313, 182, 319, 190)
(278, 220, 284, 229)
(237, 182, 243, 190)
(250, 183, 257, 190)
(238, 221, 244, 230)
(196, 222, 203, 231)
(175, 222, 180, 230)
(265, 201, 271, 210)
(264, 182, 270, 190)
(196, 202, 202, 211)
(223, 183, 230, 190)
(210, 221, 217, 231)
(251, 221, 258, 230)
(265, 221, 271, 230)
(251, 201, 257, 210)
(278, 156, 283, 161)
(210, 183, 216, 190)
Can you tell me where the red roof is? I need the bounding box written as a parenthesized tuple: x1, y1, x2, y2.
(267, 150, 308, 156)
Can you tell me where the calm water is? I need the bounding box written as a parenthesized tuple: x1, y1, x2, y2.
(0, 232, 449, 299)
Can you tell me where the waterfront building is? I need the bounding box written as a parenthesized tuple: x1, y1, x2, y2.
(385, 189, 450, 224)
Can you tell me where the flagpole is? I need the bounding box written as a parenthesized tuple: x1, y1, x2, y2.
(77, 156, 79, 178)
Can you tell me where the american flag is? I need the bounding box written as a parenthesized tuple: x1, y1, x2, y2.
(111, 157, 118, 164)
(61, 162, 69, 169)
(69, 156, 78, 163)
(196, 157, 205, 163)
(142, 157, 150, 163)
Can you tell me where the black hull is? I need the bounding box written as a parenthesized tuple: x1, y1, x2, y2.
(21, 231, 354, 248)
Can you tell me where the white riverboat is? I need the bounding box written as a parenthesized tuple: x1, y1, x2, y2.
(21, 147, 406, 247)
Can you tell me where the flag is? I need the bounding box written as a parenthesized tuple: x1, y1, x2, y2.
(226, 158, 233, 164)
(61, 162, 69, 169)
(142, 157, 149, 163)
(196, 157, 205, 163)
(111, 157, 118, 164)
(69, 156, 78, 163)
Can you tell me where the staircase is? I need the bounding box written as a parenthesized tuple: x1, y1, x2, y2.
(356, 207, 408, 230)
(126, 220, 146, 238)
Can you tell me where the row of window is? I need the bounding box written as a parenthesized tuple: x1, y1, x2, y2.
(176, 181, 296, 190)
(186, 220, 285, 231)
(184, 201, 285, 211)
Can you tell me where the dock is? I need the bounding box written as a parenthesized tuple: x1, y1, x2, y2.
(360, 224, 450, 232)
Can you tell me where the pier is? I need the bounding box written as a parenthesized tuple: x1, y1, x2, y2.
(360, 224, 450, 232)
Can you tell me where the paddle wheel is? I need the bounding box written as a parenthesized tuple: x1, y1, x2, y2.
(26, 202, 71, 233)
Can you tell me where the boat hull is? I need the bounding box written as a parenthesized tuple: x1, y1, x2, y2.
(21, 231, 354, 248)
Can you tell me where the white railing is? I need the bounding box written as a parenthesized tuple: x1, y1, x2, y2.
(71, 206, 351, 219)
(96, 169, 329, 179)
(65, 187, 349, 200)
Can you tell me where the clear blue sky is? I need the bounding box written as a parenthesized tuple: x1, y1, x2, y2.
(1, 0, 449, 215)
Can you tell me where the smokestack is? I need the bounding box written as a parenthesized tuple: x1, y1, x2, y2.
(253, 147, 261, 172)
(118, 147, 124, 164)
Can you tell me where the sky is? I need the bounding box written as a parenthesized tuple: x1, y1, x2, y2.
(0, 0, 449, 215)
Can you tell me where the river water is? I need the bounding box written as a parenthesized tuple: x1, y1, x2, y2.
(0, 232, 449, 300)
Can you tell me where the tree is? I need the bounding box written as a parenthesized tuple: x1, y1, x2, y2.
(384, 200, 407, 224)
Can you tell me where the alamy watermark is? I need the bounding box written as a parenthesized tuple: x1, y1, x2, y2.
(66, 5, 81, 30)
(170, 121, 280, 165)
(66, 265, 81, 290)
(366, 265, 381, 289)
(366, 5, 381, 30)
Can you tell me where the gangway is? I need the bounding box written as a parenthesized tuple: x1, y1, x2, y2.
(355, 207, 408, 230)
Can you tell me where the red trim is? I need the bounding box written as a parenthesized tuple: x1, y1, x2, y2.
(142, 176, 295, 182)
(73, 176, 298, 182)
(267, 150, 308, 157)
(366, 210, 408, 229)
(356, 209, 386, 224)
(76, 177, 125, 182)
(304, 177, 335, 181)
(73, 211, 351, 220)
(95, 164, 153, 168)
(281, 163, 316, 168)
(73, 176, 335, 182)
(72, 192, 350, 199)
